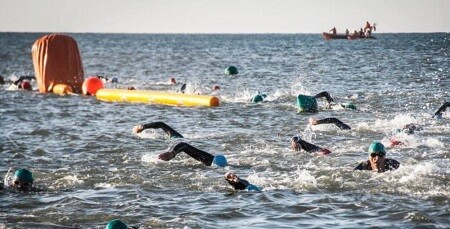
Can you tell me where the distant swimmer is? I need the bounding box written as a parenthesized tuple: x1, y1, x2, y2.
(105, 219, 138, 229)
(389, 123, 422, 147)
(133, 121, 183, 138)
(96, 75, 118, 83)
(355, 141, 400, 172)
(3, 169, 38, 192)
(297, 91, 357, 112)
(309, 117, 351, 130)
(158, 142, 228, 167)
(12, 76, 35, 90)
(0, 75, 5, 84)
(290, 136, 331, 156)
(433, 102, 450, 119)
(225, 172, 261, 192)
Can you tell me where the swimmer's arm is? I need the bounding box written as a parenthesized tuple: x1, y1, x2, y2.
(298, 139, 322, 152)
(316, 118, 351, 130)
(13, 76, 35, 85)
(314, 91, 334, 103)
(133, 122, 183, 138)
(434, 102, 450, 116)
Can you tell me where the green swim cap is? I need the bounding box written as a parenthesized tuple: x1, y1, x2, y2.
(106, 219, 128, 229)
(252, 93, 267, 103)
(297, 94, 318, 112)
(14, 169, 33, 183)
(368, 141, 385, 154)
(341, 102, 357, 110)
(225, 66, 238, 75)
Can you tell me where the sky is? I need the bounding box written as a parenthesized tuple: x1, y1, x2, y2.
(1, 0, 449, 34)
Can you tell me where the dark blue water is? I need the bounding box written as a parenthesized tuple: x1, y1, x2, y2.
(0, 33, 449, 228)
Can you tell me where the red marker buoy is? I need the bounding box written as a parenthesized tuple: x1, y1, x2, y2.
(82, 77, 104, 96)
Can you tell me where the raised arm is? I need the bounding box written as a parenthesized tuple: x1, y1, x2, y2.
(13, 76, 35, 85)
(434, 102, 450, 117)
(314, 91, 334, 103)
(159, 142, 215, 166)
(133, 121, 183, 138)
(311, 117, 351, 130)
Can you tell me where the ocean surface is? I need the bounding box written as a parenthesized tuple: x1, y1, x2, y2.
(0, 32, 449, 228)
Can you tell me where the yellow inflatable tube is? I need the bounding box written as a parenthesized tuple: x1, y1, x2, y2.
(95, 89, 220, 107)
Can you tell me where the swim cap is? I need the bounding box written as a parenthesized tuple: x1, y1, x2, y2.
(245, 184, 261, 192)
(340, 102, 356, 110)
(224, 66, 238, 75)
(297, 94, 318, 112)
(111, 78, 118, 83)
(212, 155, 228, 167)
(251, 94, 266, 103)
(368, 141, 385, 154)
(14, 169, 33, 184)
(106, 219, 127, 229)
(21, 81, 32, 90)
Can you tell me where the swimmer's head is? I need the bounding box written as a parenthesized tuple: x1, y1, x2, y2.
(21, 81, 32, 90)
(106, 219, 128, 229)
(291, 136, 302, 151)
(169, 77, 176, 84)
(402, 123, 416, 135)
(13, 169, 33, 191)
(212, 85, 220, 91)
(111, 78, 118, 83)
(213, 155, 228, 167)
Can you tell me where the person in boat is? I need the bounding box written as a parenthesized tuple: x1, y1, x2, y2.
(345, 29, 349, 36)
(359, 28, 364, 37)
(158, 142, 228, 167)
(309, 117, 351, 130)
(355, 141, 400, 172)
(2, 169, 38, 192)
(364, 21, 371, 31)
(133, 121, 183, 138)
(225, 172, 261, 192)
(11, 75, 35, 90)
(433, 102, 450, 119)
(329, 27, 337, 35)
(291, 136, 331, 155)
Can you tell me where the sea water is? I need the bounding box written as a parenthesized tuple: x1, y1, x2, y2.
(0, 33, 449, 228)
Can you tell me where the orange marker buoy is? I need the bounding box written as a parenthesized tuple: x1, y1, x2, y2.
(82, 77, 104, 95)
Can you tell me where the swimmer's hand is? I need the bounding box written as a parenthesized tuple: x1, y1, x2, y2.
(133, 125, 144, 134)
(158, 151, 176, 161)
(309, 117, 318, 125)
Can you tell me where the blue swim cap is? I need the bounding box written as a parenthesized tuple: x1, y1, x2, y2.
(225, 66, 238, 75)
(106, 219, 127, 229)
(212, 155, 228, 167)
(245, 184, 261, 192)
(368, 141, 385, 154)
(14, 169, 33, 184)
(252, 94, 266, 103)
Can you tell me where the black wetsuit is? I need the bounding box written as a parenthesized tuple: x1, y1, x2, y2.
(226, 177, 250, 190)
(164, 142, 214, 166)
(314, 91, 334, 103)
(292, 137, 322, 152)
(315, 118, 351, 130)
(354, 159, 401, 172)
(13, 76, 35, 86)
(434, 102, 450, 117)
(142, 122, 183, 138)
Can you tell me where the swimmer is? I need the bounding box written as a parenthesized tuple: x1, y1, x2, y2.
(290, 136, 331, 155)
(168, 77, 177, 84)
(133, 121, 183, 138)
(3, 169, 37, 192)
(158, 142, 228, 167)
(433, 102, 449, 119)
(0, 75, 4, 84)
(106, 219, 138, 229)
(355, 141, 400, 172)
(12, 76, 35, 90)
(309, 117, 351, 130)
(97, 75, 118, 83)
(224, 172, 261, 192)
(389, 123, 422, 147)
(251, 91, 267, 103)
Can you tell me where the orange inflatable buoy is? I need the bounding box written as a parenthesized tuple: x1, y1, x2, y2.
(82, 77, 104, 96)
